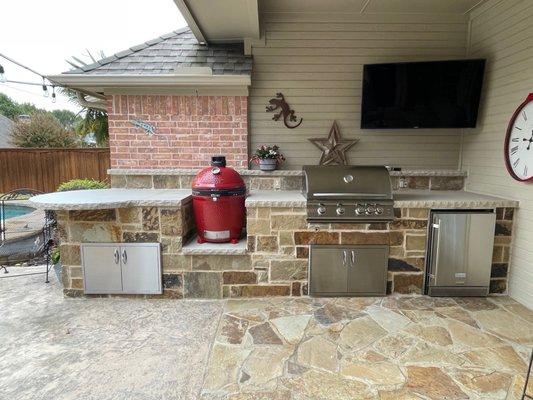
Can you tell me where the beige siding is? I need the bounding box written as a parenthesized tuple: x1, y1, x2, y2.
(462, 0, 533, 307)
(250, 13, 469, 169)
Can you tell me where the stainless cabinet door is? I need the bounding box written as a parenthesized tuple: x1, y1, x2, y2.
(120, 243, 162, 294)
(431, 212, 495, 288)
(464, 213, 496, 287)
(82, 244, 123, 294)
(347, 246, 388, 295)
(310, 246, 348, 295)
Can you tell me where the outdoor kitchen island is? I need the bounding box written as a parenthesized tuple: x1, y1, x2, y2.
(29, 170, 518, 299)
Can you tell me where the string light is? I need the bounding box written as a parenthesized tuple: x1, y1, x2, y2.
(51, 86, 56, 103)
(0, 64, 5, 83)
(42, 78, 49, 97)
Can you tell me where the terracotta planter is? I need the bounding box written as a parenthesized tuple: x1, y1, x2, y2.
(259, 159, 278, 171)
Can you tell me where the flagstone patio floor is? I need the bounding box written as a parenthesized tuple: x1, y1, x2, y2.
(1, 267, 532, 400)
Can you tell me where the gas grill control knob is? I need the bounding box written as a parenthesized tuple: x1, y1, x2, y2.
(317, 204, 327, 215)
(336, 204, 345, 216)
(355, 204, 366, 215)
(366, 204, 376, 215)
(376, 206, 384, 215)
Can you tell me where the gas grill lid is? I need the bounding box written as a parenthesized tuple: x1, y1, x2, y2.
(303, 165, 392, 200)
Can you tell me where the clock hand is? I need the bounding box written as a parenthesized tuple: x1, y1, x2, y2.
(523, 135, 533, 150)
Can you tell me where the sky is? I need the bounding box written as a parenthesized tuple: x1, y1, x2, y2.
(0, 0, 187, 114)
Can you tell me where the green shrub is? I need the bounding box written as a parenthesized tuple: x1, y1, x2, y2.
(10, 113, 79, 148)
(51, 247, 61, 264)
(57, 178, 108, 192)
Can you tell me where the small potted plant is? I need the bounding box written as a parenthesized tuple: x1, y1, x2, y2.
(250, 145, 286, 171)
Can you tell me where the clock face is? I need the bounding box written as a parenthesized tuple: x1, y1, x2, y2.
(506, 96, 533, 182)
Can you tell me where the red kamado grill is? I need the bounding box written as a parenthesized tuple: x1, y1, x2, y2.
(192, 156, 246, 244)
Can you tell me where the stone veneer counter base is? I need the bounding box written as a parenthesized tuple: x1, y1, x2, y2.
(30, 188, 517, 299)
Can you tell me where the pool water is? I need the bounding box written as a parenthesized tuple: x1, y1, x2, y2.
(2, 205, 35, 219)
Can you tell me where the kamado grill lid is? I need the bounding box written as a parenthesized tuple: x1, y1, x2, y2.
(192, 156, 246, 195)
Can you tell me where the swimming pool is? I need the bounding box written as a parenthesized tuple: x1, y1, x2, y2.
(1, 205, 35, 220)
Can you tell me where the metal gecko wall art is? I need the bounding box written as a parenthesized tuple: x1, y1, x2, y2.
(266, 93, 303, 129)
(130, 119, 156, 136)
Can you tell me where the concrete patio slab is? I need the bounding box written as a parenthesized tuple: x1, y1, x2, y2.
(0, 267, 223, 400)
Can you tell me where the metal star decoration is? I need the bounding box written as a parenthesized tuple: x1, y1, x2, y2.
(308, 121, 358, 165)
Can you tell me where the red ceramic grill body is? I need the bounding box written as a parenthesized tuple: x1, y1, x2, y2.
(192, 156, 246, 244)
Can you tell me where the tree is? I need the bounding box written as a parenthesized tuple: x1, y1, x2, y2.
(0, 93, 40, 119)
(61, 88, 108, 146)
(63, 51, 110, 146)
(10, 113, 79, 148)
(51, 109, 80, 128)
(75, 108, 108, 145)
(0, 93, 81, 129)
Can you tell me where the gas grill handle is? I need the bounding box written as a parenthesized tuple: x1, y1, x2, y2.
(313, 193, 389, 198)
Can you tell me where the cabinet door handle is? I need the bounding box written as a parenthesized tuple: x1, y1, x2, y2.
(342, 250, 347, 266)
(351, 250, 356, 266)
(114, 249, 120, 265)
(121, 249, 127, 265)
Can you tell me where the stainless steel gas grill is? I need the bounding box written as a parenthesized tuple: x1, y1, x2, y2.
(302, 165, 394, 224)
(304, 165, 392, 297)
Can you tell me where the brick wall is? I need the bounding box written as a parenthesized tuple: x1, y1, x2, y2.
(107, 95, 249, 169)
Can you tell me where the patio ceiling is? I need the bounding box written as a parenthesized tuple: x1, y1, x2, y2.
(173, 0, 260, 43)
(260, 0, 488, 14)
(175, 0, 488, 43)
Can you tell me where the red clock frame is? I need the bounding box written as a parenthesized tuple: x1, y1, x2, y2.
(504, 92, 533, 183)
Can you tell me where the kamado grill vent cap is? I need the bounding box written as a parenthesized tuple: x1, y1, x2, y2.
(211, 156, 226, 167)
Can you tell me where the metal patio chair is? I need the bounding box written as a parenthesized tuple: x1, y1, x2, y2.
(0, 189, 56, 283)
(524, 348, 533, 399)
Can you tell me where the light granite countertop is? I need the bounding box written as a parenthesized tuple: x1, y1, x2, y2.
(246, 190, 517, 209)
(181, 236, 247, 255)
(245, 191, 306, 208)
(109, 168, 304, 176)
(28, 188, 518, 211)
(28, 189, 193, 210)
(393, 190, 518, 209)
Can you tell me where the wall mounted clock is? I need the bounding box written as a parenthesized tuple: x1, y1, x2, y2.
(504, 93, 533, 182)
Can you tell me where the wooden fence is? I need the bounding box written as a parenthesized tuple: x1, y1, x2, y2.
(0, 148, 110, 193)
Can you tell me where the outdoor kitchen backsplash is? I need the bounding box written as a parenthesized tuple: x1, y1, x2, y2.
(57, 204, 512, 298)
(109, 173, 464, 192)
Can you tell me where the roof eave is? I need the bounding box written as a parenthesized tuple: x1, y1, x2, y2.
(47, 74, 251, 94)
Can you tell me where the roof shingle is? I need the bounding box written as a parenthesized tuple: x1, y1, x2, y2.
(65, 27, 252, 76)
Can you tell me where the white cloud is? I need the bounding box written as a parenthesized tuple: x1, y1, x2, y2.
(0, 0, 186, 113)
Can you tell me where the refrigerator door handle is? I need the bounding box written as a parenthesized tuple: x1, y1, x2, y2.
(342, 250, 347, 267)
(432, 219, 442, 285)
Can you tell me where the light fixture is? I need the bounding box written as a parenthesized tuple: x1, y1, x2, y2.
(42, 78, 48, 97)
(0, 64, 6, 83)
(51, 86, 56, 103)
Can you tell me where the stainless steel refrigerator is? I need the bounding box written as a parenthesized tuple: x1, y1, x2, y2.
(425, 210, 496, 297)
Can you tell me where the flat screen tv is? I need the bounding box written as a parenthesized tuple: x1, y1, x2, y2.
(361, 59, 486, 129)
